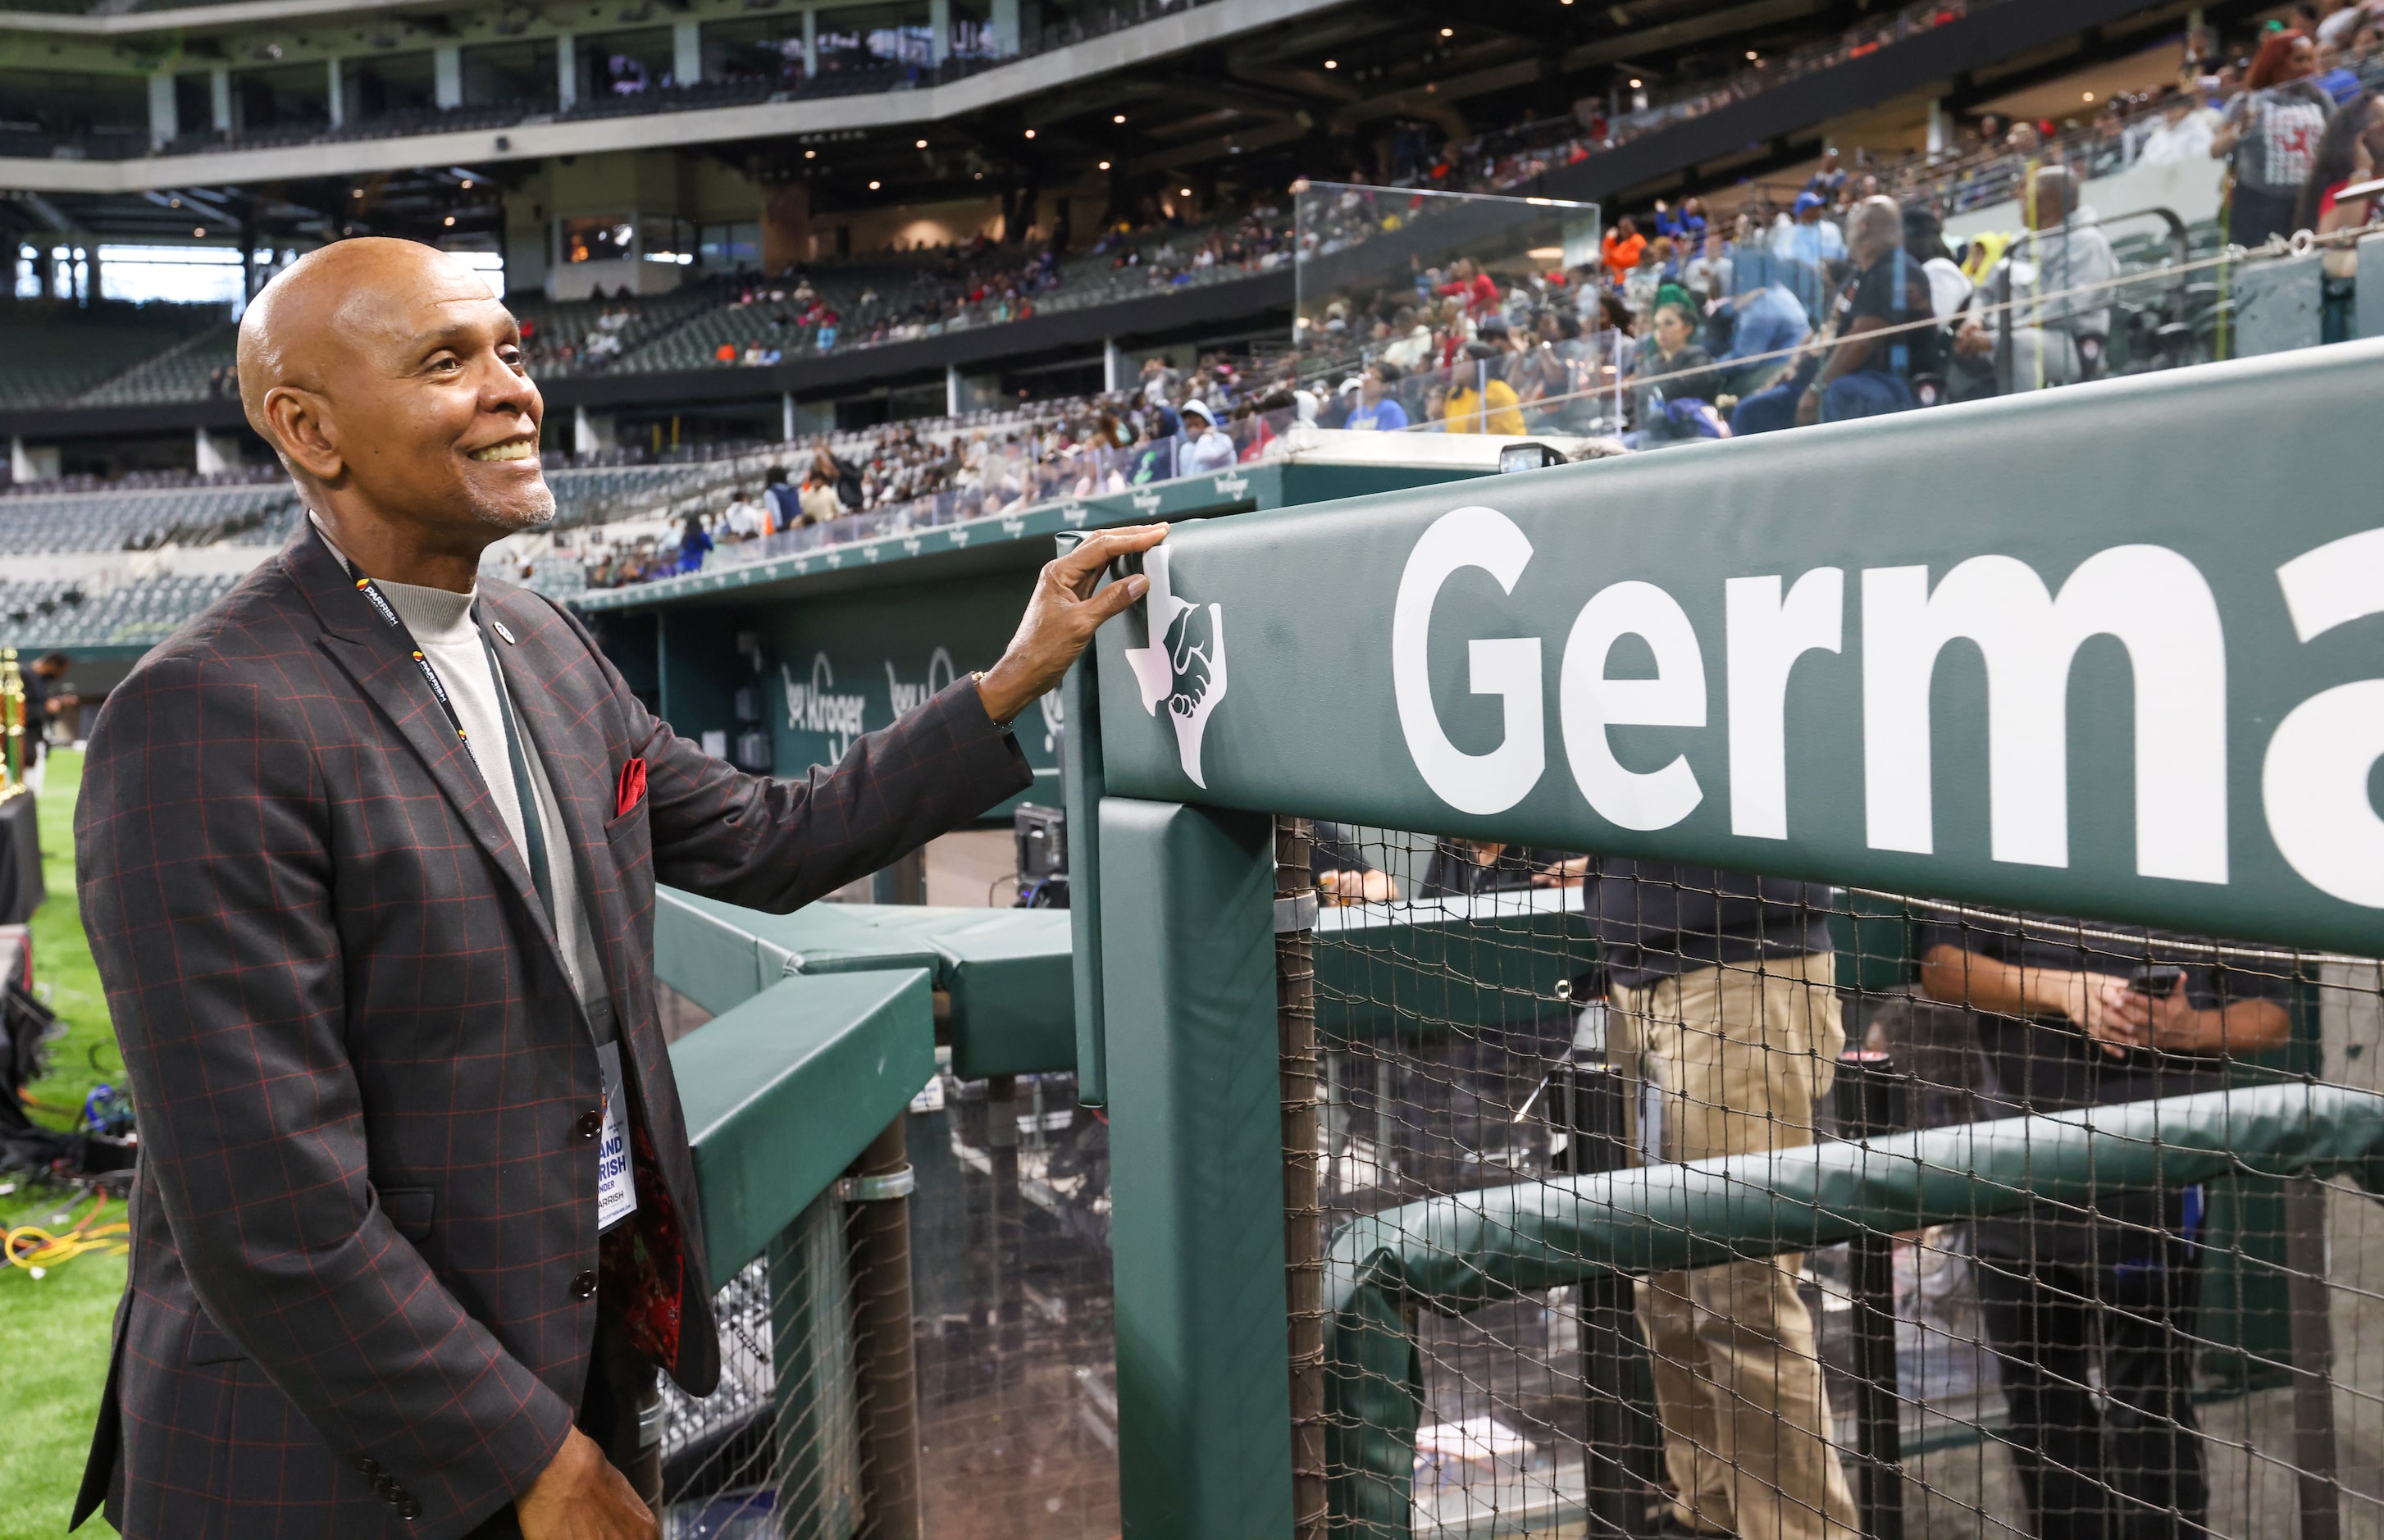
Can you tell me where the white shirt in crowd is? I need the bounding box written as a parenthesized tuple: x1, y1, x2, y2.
(2135, 112, 2216, 166)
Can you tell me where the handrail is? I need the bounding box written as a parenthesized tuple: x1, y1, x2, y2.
(1322, 1082, 2384, 1534)
(668, 967, 935, 1291)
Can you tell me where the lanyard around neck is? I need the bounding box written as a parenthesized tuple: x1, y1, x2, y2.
(340, 547, 555, 922)
(346, 563, 472, 747)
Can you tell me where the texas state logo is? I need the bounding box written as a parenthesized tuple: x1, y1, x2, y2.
(1121, 546, 1227, 788)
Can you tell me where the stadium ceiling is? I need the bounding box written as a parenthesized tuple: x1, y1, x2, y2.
(2, 166, 499, 248)
(0, 0, 2230, 228)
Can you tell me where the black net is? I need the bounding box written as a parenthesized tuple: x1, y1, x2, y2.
(1300, 824, 2384, 1540)
(650, 1047, 1119, 1540)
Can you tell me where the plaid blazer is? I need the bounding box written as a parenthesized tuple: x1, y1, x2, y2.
(71, 527, 1031, 1539)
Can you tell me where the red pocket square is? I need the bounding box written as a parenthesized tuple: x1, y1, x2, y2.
(615, 757, 648, 818)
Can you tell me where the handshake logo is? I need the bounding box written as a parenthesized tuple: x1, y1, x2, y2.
(1121, 546, 1227, 787)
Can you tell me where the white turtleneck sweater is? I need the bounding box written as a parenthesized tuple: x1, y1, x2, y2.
(317, 524, 614, 1044)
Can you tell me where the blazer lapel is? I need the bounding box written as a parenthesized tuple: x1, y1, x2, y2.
(285, 529, 561, 956)
(480, 584, 637, 1014)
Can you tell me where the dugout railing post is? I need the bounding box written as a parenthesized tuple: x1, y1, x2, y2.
(1278, 818, 1329, 1539)
(1834, 1050, 1908, 1540)
(1098, 797, 1296, 1539)
(1549, 1058, 1652, 1538)
(2284, 1171, 2343, 1540)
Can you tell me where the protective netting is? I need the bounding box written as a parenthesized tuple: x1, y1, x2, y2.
(652, 1059, 1119, 1540)
(654, 1195, 861, 1540)
(1300, 825, 2384, 1540)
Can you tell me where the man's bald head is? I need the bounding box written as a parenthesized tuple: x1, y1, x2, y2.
(238, 239, 496, 448)
(239, 237, 552, 588)
(1848, 195, 1903, 263)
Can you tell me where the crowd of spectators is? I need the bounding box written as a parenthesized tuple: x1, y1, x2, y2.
(584, 6, 2384, 590)
(491, 0, 2384, 599)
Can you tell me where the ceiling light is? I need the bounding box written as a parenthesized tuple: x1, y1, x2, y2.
(444, 215, 456, 226)
(1629, 77, 1642, 87)
(1113, 114, 1127, 123)
(2083, 90, 2095, 101)
(1180, 187, 1192, 197)
(805, 148, 816, 157)
(193, 226, 206, 236)
(1440, 26, 1453, 36)
(343, 225, 353, 235)
(974, 171, 983, 178)
(1098, 160, 1111, 170)
(915, 138, 927, 148)
(168, 197, 180, 207)
(461, 178, 473, 188)
(868, 180, 881, 189)
(352, 188, 364, 198)
(1745, 49, 1757, 59)
(1324, 58, 1337, 68)
(1024, 128, 1036, 138)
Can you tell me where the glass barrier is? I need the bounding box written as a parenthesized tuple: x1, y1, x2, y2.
(1293, 182, 1602, 386)
(1311, 213, 2357, 449)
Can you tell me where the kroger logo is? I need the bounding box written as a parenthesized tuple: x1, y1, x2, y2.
(782, 653, 868, 761)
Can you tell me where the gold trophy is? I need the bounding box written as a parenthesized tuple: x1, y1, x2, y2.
(0, 646, 25, 799)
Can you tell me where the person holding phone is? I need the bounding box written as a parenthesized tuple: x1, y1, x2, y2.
(1916, 916, 2292, 1540)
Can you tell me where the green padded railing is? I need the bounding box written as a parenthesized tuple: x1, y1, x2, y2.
(1323, 1082, 2384, 1536)
(1315, 889, 1591, 1040)
(668, 968, 936, 1292)
(659, 886, 1600, 1080)
(658, 889, 1075, 1081)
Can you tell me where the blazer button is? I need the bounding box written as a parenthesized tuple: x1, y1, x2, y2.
(398, 1497, 422, 1521)
(353, 1455, 381, 1478)
(577, 1109, 604, 1140)
(571, 1269, 598, 1301)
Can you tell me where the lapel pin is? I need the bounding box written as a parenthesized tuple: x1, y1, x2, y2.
(490, 618, 518, 645)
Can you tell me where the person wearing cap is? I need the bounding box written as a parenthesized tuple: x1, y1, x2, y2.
(1178, 399, 1238, 473)
(1344, 364, 1410, 431)
(1771, 192, 1848, 271)
(1317, 375, 1360, 429)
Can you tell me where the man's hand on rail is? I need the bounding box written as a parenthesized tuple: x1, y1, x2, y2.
(976, 523, 1168, 726)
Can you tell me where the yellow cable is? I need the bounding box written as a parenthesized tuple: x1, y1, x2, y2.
(3, 1192, 130, 1276)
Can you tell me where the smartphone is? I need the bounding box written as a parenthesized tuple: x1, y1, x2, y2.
(2127, 964, 2186, 996)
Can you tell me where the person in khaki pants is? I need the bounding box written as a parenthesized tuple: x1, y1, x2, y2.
(1579, 860, 1860, 1540)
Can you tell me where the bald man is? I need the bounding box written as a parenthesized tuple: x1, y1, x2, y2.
(1793, 194, 1939, 427)
(70, 238, 1161, 1540)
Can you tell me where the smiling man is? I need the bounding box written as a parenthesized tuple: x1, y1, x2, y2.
(69, 239, 1160, 1540)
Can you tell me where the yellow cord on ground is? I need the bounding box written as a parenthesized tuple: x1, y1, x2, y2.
(3, 1191, 129, 1278)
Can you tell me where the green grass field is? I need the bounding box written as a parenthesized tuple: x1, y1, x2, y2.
(2, 751, 128, 1539)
